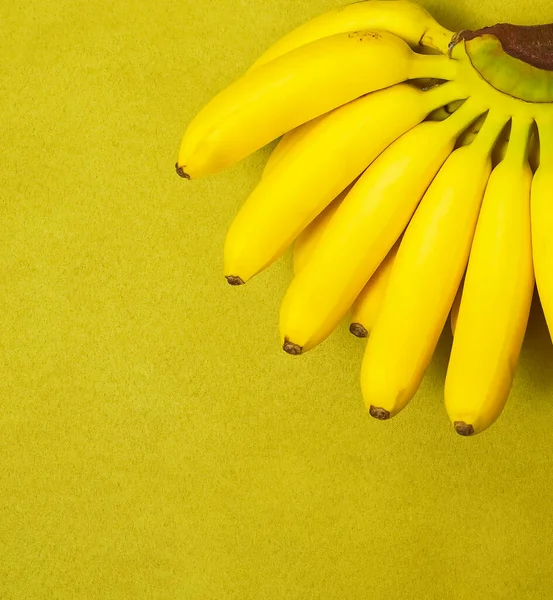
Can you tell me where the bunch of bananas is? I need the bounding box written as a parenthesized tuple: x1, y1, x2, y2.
(176, 0, 553, 436)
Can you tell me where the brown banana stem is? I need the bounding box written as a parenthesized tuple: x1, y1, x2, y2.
(457, 23, 553, 71)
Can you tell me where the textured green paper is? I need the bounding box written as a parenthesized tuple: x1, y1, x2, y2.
(2, 1, 553, 598)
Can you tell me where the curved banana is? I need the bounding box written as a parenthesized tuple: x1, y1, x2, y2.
(293, 187, 351, 274)
(225, 82, 464, 285)
(349, 241, 400, 338)
(278, 98, 485, 354)
(360, 110, 508, 420)
(251, 0, 454, 69)
(531, 115, 553, 340)
(176, 31, 457, 179)
(445, 117, 534, 436)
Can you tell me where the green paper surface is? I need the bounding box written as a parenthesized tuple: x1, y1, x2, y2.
(2, 1, 553, 598)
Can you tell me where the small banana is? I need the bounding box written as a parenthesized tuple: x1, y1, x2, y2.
(278, 98, 484, 355)
(531, 115, 553, 340)
(176, 31, 457, 179)
(349, 241, 400, 338)
(251, 0, 454, 69)
(224, 82, 463, 285)
(360, 110, 508, 420)
(445, 116, 534, 436)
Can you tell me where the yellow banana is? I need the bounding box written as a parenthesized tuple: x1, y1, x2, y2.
(176, 30, 457, 179)
(278, 98, 484, 354)
(251, 0, 454, 69)
(531, 115, 553, 340)
(349, 241, 400, 338)
(292, 187, 351, 274)
(445, 117, 534, 436)
(360, 110, 508, 420)
(224, 82, 464, 285)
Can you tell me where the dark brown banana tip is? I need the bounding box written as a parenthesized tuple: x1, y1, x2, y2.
(225, 275, 245, 286)
(175, 163, 190, 179)
(454, 421, 475, 436)
(283, 340, 302, 355)
(349, 323, 368, 338)
(369, 406, 390, 420)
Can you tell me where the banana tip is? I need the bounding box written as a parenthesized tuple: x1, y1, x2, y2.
(175, 163, 190, 179)
(349, 323, 368, 338)
(454, 421, 475, 436)
(369, 406, 390, 420)
(226, 275, 245, 286)
(283, 339, 302, 356)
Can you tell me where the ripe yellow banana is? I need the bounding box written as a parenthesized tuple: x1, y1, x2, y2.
(293, 187, 351, 274)
(531, 115, 553, 340)
(176, 30, 457, 179)
(360, 110, 508, 420)
(349, 241, 400, 338)
(224, 82, 464, 285)
(278, 98, 484, 354)
(445, 117, 534, 436)
(251, 0, 454, 69)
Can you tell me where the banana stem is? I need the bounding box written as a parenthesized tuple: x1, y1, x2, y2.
(410, 53, 458, 81)
(536, 115, 553, 166)
(440, 97, 487, 137)
(421, 26, 456, 55)
(471, 111, 511, 157)
(504, 116, 532, 165)
(422, 81, 466, 114)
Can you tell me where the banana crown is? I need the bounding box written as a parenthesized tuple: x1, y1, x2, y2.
(450, 24, 553, 104)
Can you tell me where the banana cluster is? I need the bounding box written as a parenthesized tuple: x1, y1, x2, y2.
(176, 0, 553, 436)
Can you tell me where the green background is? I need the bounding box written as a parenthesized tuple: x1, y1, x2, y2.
(2, 1, 553, 598)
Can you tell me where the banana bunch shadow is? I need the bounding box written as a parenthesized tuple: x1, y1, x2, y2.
(176, 0, 553, 436)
